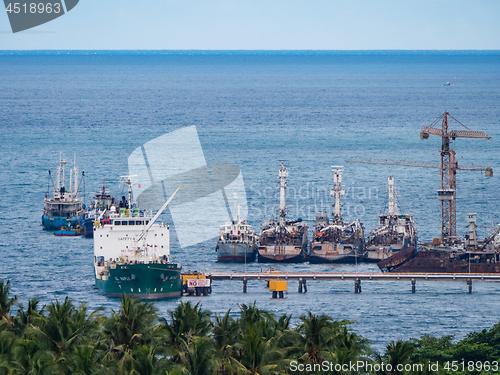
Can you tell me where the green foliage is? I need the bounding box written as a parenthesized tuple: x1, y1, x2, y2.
(2, 280, 500, 375)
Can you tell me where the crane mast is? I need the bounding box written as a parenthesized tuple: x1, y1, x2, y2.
(347, 112, 492, 242)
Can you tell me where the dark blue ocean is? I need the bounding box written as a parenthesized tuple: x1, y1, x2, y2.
(1, 50, 499, 349)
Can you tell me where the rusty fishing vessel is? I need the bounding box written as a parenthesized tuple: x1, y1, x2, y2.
(379, 213, 500, 273)
(258, 162, 308, 263)
(309, 166, 365, 264)
(216, 194, 258, 262)
(376, 112, 498, 273)
(364, 176, 417, 263)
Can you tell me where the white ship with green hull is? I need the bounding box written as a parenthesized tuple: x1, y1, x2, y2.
(94, 178, 182, 299)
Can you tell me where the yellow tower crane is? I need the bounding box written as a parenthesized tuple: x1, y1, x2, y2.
(346, 112, 492, 242)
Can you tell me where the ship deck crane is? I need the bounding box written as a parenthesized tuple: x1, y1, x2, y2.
(346, 112, 492, 242)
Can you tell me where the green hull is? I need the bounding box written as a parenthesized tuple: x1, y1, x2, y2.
(95, 263, 182, 299)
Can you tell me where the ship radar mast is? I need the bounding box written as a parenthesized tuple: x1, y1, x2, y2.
(387, 176, 399, 215)
(120, 175, 138, 210)
(331, 166, 345, 224)
(278, 161, 288, 228)
(56, 152, 70, 198)
(233, 193, 241, 224)
(49, 153, 83, 202)
(466, 213, 478, 249)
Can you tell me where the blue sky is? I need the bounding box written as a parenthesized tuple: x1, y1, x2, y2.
(1, 0, 499, 50)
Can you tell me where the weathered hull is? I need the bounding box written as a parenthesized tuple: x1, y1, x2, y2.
(257, 249, 307, 263)
(377, 246, 416, 271)
(54, 230, 81, 236)
(363, 248, 400, 263)
(83, 218, 94, 238)
(95, 263, 182, 299)
(217, 242, 257, 262)
(257, 242, 308, 263)
(383, 248, 500, 273)
(42, 214, 84, 230)
(309, 253, 362, 264)
(309, 240, 365, 264)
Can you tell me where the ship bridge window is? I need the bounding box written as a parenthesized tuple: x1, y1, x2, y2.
(122, 221, 128, 226)
(145, 221, 149, 225)
(136, 221, 143, 225)
(129, 221, 135, 226)
(115, 221, 121, 226)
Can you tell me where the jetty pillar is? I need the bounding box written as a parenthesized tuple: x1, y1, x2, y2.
(354, 279, 362, 293)
(303, 279, 307, 293)
(243, 279, 247, 293)
(467, 279, 472, 294)
(298, 279, 303, 293)
(411, 279, 416, 293)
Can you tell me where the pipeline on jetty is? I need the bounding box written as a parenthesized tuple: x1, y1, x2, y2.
(202, 271, 500, 296)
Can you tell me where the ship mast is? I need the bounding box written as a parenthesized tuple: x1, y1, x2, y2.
(466, 213, 478, 249)
(56, 153, 70, 199)
(233, 193, 241, 224)
(120, 175, 138, 210)
(331, 166, 345, 224)
(388, 176, 398, 215)
(278, 162, 288, 228)
(73, 153, 78, 197)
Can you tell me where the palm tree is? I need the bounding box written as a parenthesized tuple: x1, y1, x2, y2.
(294, 311, 342, 364)
(375, 339, 414, 375)
(128, 345, 170, 375)
(103, 293, 160, 357)
(212, 310, 244, 375)
(231, 304, 292, 375)
(0, 280, 17, 327)
(28, 297, 103, 359)
(66, 344, 106, 375)
(162, 301, 212, 359)
(177, 336, 216, 375)
(12, 297, 41, 336)
(0, 330, 16, 375)
(11, 338, 60, 375)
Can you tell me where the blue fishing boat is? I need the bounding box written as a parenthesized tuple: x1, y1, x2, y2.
(42, 154, 86, 231)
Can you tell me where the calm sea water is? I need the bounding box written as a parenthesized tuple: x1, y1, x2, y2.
(1, 50, 500, 349)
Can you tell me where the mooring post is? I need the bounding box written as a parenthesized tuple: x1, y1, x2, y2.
(411, 279, 416, 293)
(354, 279, 361, 293)
(266, 281, 269, 288)
(243, 279, 247, 293)
(303, 279, 307, 293)
(298, 279, 303, 293)
(467, 279, 472, 294)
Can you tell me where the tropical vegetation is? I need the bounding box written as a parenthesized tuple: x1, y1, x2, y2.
(0, 280, 497, 374)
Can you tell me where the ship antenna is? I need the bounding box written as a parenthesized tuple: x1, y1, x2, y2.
(120, 175, 138, 210)
(388, 176, 399, 215)
(278, 161, 288, 228)
(331, 166, 345, 224)
(233, 193, 240, 224)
